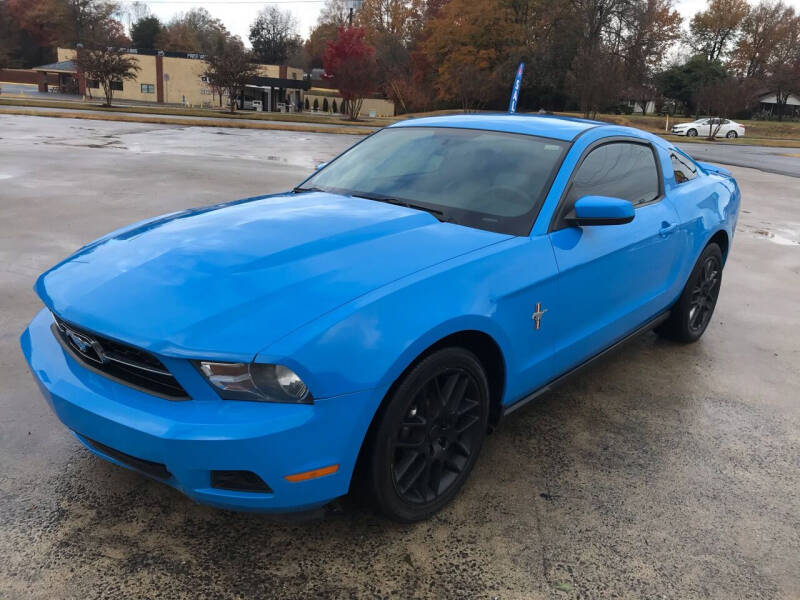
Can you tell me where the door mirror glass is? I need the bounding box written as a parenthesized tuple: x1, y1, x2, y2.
(568, 195, 635, 226)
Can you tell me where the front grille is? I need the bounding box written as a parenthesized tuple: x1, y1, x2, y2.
(52, 314, 189, 400)
(83, 436, 172, 480)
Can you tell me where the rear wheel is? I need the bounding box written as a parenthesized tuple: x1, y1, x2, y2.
(656, 243, 723, 343)
(687, 128, 698, 137)
(726, 130, 738, 139)
(368, 347, 489, 522)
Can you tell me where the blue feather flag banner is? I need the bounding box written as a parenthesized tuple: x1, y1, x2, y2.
(508, 62, 525, 113)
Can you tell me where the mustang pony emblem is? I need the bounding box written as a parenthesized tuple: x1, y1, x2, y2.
(532, 303, 548, 330)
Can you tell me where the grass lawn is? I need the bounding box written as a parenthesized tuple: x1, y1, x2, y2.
(586, 112, 800, 142)
(3, 96, 800, 147)
(0, 96, 389, 127)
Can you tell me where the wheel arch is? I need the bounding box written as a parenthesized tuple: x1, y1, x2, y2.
(708, 228, 730, 263)
(350, 327, 508, 493)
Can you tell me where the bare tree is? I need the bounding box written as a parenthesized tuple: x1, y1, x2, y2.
(688, 0, 749, 62)
(694, 77, 756, 138)
(75, 47, 140, 106)
(731, 1, 794, 79)
(204, 40, 258, 113)
(249, 6, 300, 64)
(765, 9, 800, 120)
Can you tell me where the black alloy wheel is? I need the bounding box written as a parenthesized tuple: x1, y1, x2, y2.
(687, 253, 722, 335)
(368, 347, 489, 522)
(656, 243, 723, 343)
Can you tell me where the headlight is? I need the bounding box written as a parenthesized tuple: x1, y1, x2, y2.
(197, 361, 312, 403)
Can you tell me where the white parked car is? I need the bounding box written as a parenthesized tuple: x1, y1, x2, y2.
(671, 118, 746, 138)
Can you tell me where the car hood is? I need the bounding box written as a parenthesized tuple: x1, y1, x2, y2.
(36, 192, 510, 359)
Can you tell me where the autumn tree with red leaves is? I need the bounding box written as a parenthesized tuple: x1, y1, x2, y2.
(323, 27, 378, 120)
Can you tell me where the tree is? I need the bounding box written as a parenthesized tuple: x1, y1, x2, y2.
(567, 47, 625, 117)
(313, 97, 319, 110)
(75, 47, 140, 106)
(318, 0, 353, 26)
(131, 15, 162, 49)
(688, 0, 749, 62)
(157, 8, 230, 55)
(765, 10, 800, 120)
(249, 6, 301, 65)
(332, 98, 338, 112)
(203, 40, 258, 113)
(6, 0, 67, 64)
(656, 54, 727, 115)
(694, 77, 757, 137)
(618, 0, 682, 115)
(61, 0, 122, 47)
(323, 27, 378, 120)
(423, 0, 520, 110)
(357, 0, 423, 43)
(731, 1, 794, 79)
(322, 97, 329, 111)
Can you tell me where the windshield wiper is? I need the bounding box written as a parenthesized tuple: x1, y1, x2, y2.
(293, 185, 325, 193)
(350, 192, 449, 222)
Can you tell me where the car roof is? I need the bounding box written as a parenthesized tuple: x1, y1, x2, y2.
(388, 113, 606, 142)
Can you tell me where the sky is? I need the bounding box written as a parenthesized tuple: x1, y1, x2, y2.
(121, 0, 800, 47)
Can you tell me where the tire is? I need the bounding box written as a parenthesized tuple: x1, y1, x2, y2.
(656, 243, 723, 343)
(367, 347, 490, 522)
(687, 128, 698, 137)
(726, 130, 738, 138)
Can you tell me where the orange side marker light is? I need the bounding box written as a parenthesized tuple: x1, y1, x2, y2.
(284, 464, 339, 482)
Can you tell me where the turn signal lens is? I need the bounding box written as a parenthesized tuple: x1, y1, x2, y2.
(284, 464, 339, 482)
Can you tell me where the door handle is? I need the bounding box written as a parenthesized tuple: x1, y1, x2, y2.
(659, 222, 678, 237)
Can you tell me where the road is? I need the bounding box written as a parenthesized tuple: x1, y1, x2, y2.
(681, 141, 800, 178)
(1, 114, 799, 599)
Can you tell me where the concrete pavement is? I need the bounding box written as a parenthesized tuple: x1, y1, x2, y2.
(1, 114, 798, 599)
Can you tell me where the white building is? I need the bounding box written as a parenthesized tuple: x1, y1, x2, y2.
(758, 92, 800, 117)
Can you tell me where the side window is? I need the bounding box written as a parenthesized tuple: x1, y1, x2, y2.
(670, 151, 698, 184)
(567, 142, 660, 208)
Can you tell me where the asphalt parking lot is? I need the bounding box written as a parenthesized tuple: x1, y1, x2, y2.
(1, 114, 799, 599)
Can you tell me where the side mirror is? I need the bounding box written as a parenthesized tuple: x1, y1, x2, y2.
(567, 195, 634, 226)
(316, 162, 328, 171)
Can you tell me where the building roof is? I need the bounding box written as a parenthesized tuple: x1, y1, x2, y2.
(759, 92, 800, 106)
(389, 113, 604, 141)
(249, 75, 310, 90)
(32, 60, 77, 74)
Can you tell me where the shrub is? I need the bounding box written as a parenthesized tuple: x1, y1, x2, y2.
(322, 98, 329, 112)
(313, 98, 319, 111)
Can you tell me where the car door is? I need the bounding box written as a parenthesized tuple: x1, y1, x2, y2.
(547, 139, 684, 374)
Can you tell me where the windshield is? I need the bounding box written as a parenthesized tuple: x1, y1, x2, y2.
(298, 126, 569, 235)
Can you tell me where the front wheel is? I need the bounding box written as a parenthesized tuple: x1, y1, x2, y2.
(656, 243, 723, 343)
(367, 347, 489, 522)
(687, 128, 698, 137)
(726, 130, 738, 139)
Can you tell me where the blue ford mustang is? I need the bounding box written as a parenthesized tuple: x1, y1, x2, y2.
(21, 114, 739, 522)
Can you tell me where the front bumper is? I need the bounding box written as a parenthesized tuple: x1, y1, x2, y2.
(20, 308, 380, 513)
